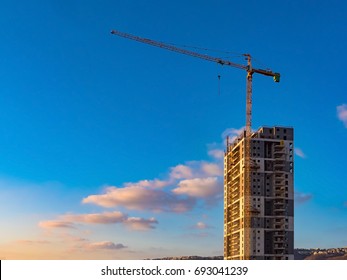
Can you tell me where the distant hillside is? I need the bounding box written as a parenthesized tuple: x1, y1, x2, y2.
(150, 256, 223, 260)
(296, 248, 347, 260)
(151, 248, 347, 260)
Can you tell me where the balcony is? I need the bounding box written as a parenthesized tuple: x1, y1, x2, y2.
(274, 225, 286, 230)
(274, 179, 285, 185)
(274, 173, 285, 179)
(274, 158, 285, 165)
(274, 187, 286, 197)
(274, 153, 286, 160)
(274, 145, 285, 152)
(274, 199, 285, 206)
(274, 238, 285, 243)
(274, 219, 285, 226)
(250, 207, 260, 215)
(274, 166, 285, 172)
(274, 231, 286, 237)
(274, 208, 286, 214)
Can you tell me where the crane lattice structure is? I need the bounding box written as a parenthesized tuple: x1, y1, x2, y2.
(111, 29, 280, 259)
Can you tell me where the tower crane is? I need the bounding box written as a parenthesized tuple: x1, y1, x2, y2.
(111, 29, 280, 259)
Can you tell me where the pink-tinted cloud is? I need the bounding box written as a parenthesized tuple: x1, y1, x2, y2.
(124, 179, 169, 189)
(193, 222, 213, 230)
(207, 149, 224, 160)
(83, 186, 195, 212)
(295, 192, 312, 204)
(170, 161, 223, 180)
(222, 127, 245, 142)
(62, 211, 126, 224)
(201, 163, 223, 176)
(173, 177, 222, 200)
(60, 233, 88, 243)
(170, 164, 193, 179)
(38, 221, 75, 229)
(294, 148, 306, 158)
(15, 240, 50, 245)
(337, 104, 347, 127)
(124, 217, 158, 231)
(40, 211, 159, 231)
(84, 241, 127, 250)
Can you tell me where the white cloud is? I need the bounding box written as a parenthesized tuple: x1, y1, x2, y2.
(15, 240, 50, 245)
(38, 127, 233, 241)
(83, 150, 227, 214)
(294, 148, 306, 158)
(169, 161, 223, 180)
(194, 222, 212, 230)
(124, 217, 158, 231)
(295, 192, 312, 204)
(38, 221, 75, 229)
(170, 164, 193, 179)
(39, 211, 159, 231)
(337, 104, 347, 127)
(62, 211, 126, 224)
(201, 162, 223, 176)
(82, 186, 195, 213)
(84, 241, 126, 250)
(222, 127, 245, 142)
(124, 179, 169, 189)
(207, 127, 244, 160)
(173, 177, 222, 200)
(81, 129, 233, 215)
(207, 149, 224, 160)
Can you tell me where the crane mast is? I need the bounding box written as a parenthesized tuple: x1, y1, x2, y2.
(111, 29, 280, 260)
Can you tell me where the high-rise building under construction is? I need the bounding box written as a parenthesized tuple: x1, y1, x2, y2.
(224, 126, 294, 260)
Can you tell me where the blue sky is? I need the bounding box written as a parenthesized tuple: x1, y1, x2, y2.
(0, 0, 347, 259)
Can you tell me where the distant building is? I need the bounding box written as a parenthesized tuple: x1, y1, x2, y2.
(224, 126, 294, 260)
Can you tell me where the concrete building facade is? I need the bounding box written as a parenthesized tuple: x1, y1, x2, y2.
(224, 126, 294, 260)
